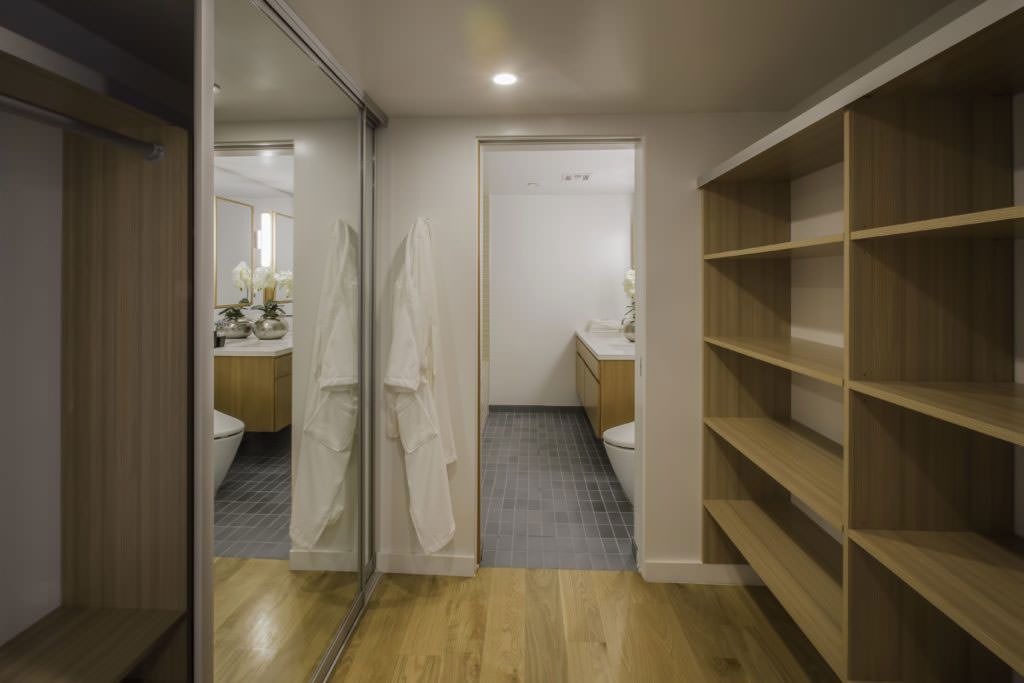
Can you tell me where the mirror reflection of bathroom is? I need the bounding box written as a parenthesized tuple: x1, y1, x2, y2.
(211, 0, 365, 678)
(213, 144, 295, 549)
(480, 141, 639, 571)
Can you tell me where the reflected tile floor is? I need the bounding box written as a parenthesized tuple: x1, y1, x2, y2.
(214, 427, 291, 560)
(481, 406, 636, 570)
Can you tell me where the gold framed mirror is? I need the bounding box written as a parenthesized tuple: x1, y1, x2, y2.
(214, 195, 255, 307)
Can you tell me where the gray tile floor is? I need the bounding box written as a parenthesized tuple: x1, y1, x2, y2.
(214, 427, 291, 559)
(481, 406, 636, 571)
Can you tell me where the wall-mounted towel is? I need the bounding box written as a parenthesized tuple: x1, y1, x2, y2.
(291, 220, 360, 549)
(385, 218, 456, 554)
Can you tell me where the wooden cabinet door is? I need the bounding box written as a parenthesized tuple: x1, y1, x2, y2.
(582, 363, 601, 438)
(575, 353, 586, 405)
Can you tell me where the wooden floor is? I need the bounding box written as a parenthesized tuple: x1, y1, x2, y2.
(214, 557, 358, 682)
(333, 568, 837, 682)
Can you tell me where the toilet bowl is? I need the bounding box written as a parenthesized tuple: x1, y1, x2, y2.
(603, 421, 636, 504)
(213, 410, 245, 490)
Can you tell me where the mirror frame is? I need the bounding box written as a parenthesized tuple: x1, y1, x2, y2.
(271, 210, 294, 303)
(213, 142, 295, 308)
(213, 195, 256, 308)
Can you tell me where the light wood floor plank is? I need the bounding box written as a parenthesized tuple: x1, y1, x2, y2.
(332, 568, 837, 682)
(213, 557, 358, 682)
(478, 567, 526, 682)
(566, 642, 612, 682)
(524, 569, 568, 682)
(559, 570, 604, 644)
(391, 654, 440, 682)
(398, 575, 451, 657)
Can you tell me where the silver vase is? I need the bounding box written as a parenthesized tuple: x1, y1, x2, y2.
(253, 316, 288, 340)
(216, 319, 253, 339)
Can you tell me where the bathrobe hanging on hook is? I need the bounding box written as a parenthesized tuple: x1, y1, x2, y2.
(385, 218, 457, 554)
(291, 220, 360, 549)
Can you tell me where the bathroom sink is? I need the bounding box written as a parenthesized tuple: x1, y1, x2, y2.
(215, 336, 293, 357)
(576, 329, 636, 359)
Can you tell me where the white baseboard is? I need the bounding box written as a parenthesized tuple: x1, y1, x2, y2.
(289, 547, 358, 572)
(376, 551, 477, 577)
(639, 559, 761, 585)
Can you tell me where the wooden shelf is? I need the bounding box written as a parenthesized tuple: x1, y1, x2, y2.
(704, 418, 843, 530)
(850, 530, 1024, 675)
(705, 500, 843, 675)
(849, 381, 1024, 447)
(700, 9, 1024, 679)
(0, 607, 182, 682)
(704, 234, 844, 260)
(704, 336, 844, 386)
(851, 206, 1024, 240)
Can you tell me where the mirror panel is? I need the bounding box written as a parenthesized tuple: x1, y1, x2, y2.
(214, 197, 253, 307)
(273, 212, 294, 289)
(212, 0, 367, 678)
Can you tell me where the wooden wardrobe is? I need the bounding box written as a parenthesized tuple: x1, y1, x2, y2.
(0, 51, 192, 681)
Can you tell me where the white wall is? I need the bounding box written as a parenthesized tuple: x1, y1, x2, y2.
(489, 193, 632, 406)
(216, 119, 363, 569)
(0, 112, 62, 642)
(374, 113, 781, 578)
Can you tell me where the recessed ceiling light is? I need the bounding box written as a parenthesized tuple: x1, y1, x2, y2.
(492, 72, 518, 86)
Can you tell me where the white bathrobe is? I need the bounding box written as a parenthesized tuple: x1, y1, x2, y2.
(291, 220, 360, 549)
(385, 218, 457, 554)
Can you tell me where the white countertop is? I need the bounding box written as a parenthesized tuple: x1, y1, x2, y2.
(576, 329, 635, 360)
(215, 336, 293, 358)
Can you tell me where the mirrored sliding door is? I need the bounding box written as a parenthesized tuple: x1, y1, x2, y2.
(211, 0, 373, 679)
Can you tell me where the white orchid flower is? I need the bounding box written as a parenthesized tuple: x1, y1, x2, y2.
(232, 261, 252, 293)
(252, 266, 274, 291)
(274, 270, 294, 298)
(623, 268, 637, 300)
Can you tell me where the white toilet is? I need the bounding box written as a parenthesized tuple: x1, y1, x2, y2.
(602, 421, 636, 504)
(213, 410, 245, 491)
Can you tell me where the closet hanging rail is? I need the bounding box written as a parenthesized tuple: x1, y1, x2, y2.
(0, 92, 165, 161)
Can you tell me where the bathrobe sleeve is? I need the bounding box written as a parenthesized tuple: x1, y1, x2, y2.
(291, 220, 361, 550)
(383, 219, 457, 553)
(318, 223, 360, 390)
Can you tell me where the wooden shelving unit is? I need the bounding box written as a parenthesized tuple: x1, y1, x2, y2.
(0, 53, 192, 680)
(704, 336, 844, 386)
(705, 500, 843, 674)
(0, 608, 183, 682)
(700, 6, 1024, 680)
(849, 530, 1024, 676)
(704, 234, 843, 260)
(851, 205, 1024, 241)
(849, 381, 1024, 447)
(704, 417, 842, 530)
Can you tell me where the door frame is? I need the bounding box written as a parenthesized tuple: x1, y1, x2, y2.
(475, 136, 643, 563)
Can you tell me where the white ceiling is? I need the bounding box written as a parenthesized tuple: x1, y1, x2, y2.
(214, 154, 295, 198)
(484, 144, 635, 195)
(288, 0, 965, 117)
(214, 0, 360, 122)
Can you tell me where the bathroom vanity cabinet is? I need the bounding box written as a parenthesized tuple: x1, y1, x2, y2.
(575, 337, 634, 438)
(214, 352, 293, 432)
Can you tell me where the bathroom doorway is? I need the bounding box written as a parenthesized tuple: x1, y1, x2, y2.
(477, 140, 641, 571)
